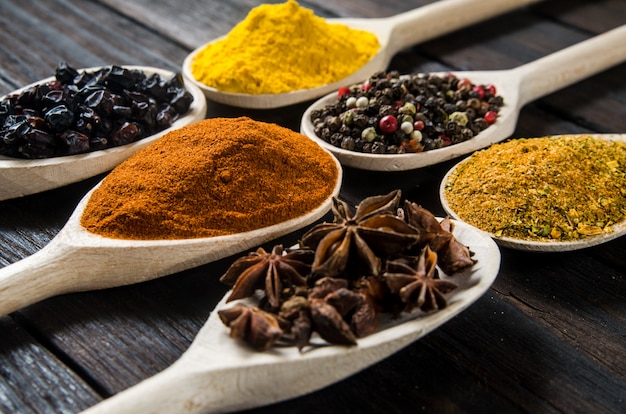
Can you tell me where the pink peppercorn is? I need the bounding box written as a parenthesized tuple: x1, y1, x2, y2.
(484, 111, 498, 124)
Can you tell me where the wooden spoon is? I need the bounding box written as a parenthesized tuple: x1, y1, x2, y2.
(0, 67, 207, 201)
(80, 219, 500, 414)
(0, 156, 342, 317)
(440, 134, 626, 252)
(300, 24, 626, 171)
(181, 0, 542, 109)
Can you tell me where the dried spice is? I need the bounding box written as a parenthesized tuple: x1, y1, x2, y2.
(404, 201, 476, 274)
(444, 135, 626, 241)
(218, 305, 283, 351)
(220, 245, 313, 308)
(191, 0, 379, 95)
(218, 191, 477, 351)
(0, 62, 193, 159)
(310, 71, 503, 154)
(81, 117, 339, 240)
(300, 190, 419, 279)
(384, 247, 458, 313)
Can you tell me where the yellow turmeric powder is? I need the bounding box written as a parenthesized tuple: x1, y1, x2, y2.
(191, 0, 379, 94)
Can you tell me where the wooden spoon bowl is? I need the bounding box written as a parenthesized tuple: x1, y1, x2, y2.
(0, 151, 342, 317)
(80, 218, 500, 414)
(300, 25, 626, 171)
(0, 66, 207, 201)
(181, 0, 541, 109)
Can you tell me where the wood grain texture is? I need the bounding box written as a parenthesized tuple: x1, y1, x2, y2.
(0, 0, 625, 413)
(0, 317, 100, 413)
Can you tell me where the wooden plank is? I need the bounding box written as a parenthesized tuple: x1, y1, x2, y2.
(0, 0, 189, 94)
(428, 293, 626, 414)
(0, 0, 625, 413)
(16, 263, 226, 394)
(0, 317, 100, 413)
(97, 0, 432, 51)
(99, 0, 268, 50)
(493, 246, 626, 378)
(534, 0, 626, 33)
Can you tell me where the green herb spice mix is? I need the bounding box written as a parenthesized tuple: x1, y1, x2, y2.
(444, 135, 626, 241)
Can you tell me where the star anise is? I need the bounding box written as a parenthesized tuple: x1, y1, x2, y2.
(215, 192, 478, 353)
(219, 245, 313, 309)
(279, 302, 313, 351)
(218, 305, 283, 351)
(383, 246, 458, 312)
(436, 217, 476, 275)
(350, 291, 379, 338)
(351, 275, 397, 335)
(278, 277, 373, 348)
(403, 201, 476, 275)
(308, 277, 377, 343)
(301, 190, 419, 280)
(309, 298, 357, 345)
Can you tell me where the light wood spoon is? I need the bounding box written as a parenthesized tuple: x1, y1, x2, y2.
(80, 218, 500, 414)
(0, 155, 342, 317)
(0, 67, 207, 201)
(181, 0, 542, 109)
(301, 24, 626, 171)
(440, 133, 626, 252)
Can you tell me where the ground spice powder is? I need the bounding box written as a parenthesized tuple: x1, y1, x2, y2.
(190, 0, 379, 94)
(80, 117, 340, 240)
(444, 135, 626, 241)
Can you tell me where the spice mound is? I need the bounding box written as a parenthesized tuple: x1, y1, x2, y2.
(310, 71, 503, 155)
(190, 0, 379, 95)
(0, 62, 193, 159)
(217, 190, 477, 351)
(80, 117, 339, 240)
(443, 135, 626, 241)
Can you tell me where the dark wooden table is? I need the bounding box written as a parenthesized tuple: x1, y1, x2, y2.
(1, 1, 625, 413)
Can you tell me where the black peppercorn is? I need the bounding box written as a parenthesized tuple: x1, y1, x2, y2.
(309, 70, 503, 155)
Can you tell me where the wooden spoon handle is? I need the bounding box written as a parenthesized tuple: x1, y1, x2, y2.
(0, 231, 152, 316)
(81, 358, 248, 414)
(0, 242, 75, 316)
(513, 24, 626, 106)
(383, 0, 542, 55)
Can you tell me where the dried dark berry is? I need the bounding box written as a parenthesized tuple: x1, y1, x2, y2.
(42, 89, 66, 109)
(72, 71, 93, 89)
(169, 87, 193, 114)
(155, 104, 178, 128)
(57, 130, 90, 155)
(112, 105, 132, 119)
(44, 105, 74, 132)
(84, 90, 114, 116)
(2, 118, 30, 145)
(55, 61, 79, 84)
(26, 128, 56, 147)
(141, 73, 169, 101)
(89, 136, 108, 150)
(103, 66, 139, 92)
(0, 62, 194, 159)
(111, 121, 141, 146)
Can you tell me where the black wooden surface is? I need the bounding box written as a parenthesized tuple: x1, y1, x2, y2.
(1, 0, 625, 413)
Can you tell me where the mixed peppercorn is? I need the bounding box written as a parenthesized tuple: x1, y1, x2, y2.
(310, 70, 504, 154)
(217, 191, 476, 351)
(0, 62, 193, 159)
